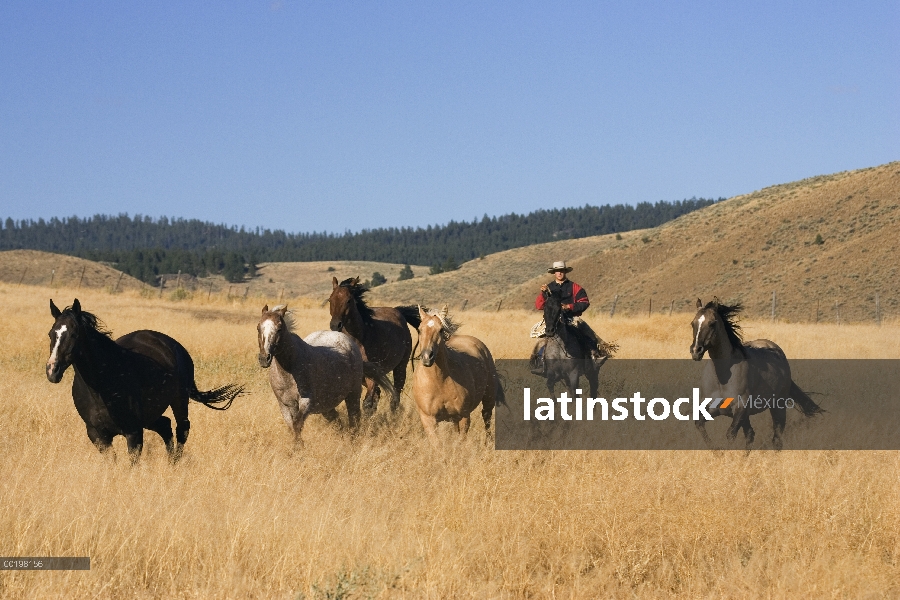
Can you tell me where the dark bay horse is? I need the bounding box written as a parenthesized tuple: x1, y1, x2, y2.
(530, 288, 604, 397)
(258, 304, 396, 446)
(328, 277, 421, 415)
(690, 298, 823, 449)
(46, 299, 243, 463)
(412, 306, 504, 444)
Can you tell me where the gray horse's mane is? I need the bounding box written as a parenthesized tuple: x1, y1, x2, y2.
(271, 305, 296, 333)
(422, 305, 460, 339)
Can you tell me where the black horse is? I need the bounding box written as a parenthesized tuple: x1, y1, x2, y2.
(46, 299, 243, 463)
(529, 288, 604, 397)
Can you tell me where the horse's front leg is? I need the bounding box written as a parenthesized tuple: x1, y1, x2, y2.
(361, 376, 379, 417)
(86, 424, 115, 458)
(770, 407, 786, 450)
(278, 396, 307, 449)
(456, 415, 471, 436)
(418, 410, 440, 448)
(124, 429, 144, 465)
(345, 390, 361, 431)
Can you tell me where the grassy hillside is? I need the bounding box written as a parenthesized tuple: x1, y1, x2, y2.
(0, 250, 144, 292)
(371, 161, 900, 323)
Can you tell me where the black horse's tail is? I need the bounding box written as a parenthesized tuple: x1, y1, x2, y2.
(789, 380, 824, 416)
(190, 383, 244, 411)
(363, 361, 399, 408)
(395, 305, 422, 329)
(494, 372, 507, 407)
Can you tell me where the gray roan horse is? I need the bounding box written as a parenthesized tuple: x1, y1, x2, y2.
(257, 304, 395, 446)
(46, 299, 243, 463)
(328, 276, 421, 415)
(690, 298, 823, 449)
(530, 288, 605, 397)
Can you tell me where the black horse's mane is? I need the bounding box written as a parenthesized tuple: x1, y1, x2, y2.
(706, 299, 744, 350)
(65, 306, 112, 338)
(339, 277, 376, 324)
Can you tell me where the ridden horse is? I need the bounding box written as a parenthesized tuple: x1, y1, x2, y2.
(46, 299, 243, 463)
(690, 298, 823, 449)
(530, 288, 604, 397)
(328, 277, 420, 415)
(257, 304, 395, 446)
(412, 305, 504, 443)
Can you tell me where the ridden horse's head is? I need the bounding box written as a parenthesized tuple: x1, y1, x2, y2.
(542, 288, 565, 337)
(46, 299, 87, 383)
(416, 305, 458, 368)
(690, 297, 744, 361)
(257, 304, 289, 368)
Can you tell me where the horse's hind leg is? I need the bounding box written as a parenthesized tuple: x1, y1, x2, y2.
(391, 364, 406, 411)
(770, 408, 786, 450)
(585, 365, 600, 398)
(740, 419, 755, 450)
(170, 396, 191, 463)
(147, 415, 175, 458)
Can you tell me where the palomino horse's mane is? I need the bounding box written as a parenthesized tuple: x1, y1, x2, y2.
(422, 305, 460, 340)
(271, 305, 296, 333)
(338, 277, 376, 324)
(62, 306, 112, 338)
(705, 299, 745, 350)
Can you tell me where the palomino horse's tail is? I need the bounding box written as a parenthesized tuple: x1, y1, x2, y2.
(363, 361, 399, 409)
(789, 380, 824, 416)
(395, 305, 422, 329)
(190, 383, 244, 411)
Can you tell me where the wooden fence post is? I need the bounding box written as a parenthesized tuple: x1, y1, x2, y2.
(609, 294, 619, 318)
(113, 271, 124, 293)
(648, 298, 652, 317)
(77, 266, 86, 289)
(18, 267, 28, 286)
(49, 269, 55, 287)
(669, 299, 675, 316)
(496, 299, 503, 311)
(460, 299, 468, 311)
(771, 291, 776, 322)
(208, 281, 214, 301)
(876, 293, 881, 326)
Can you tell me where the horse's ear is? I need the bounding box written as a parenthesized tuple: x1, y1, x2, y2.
(50, 299, 61, 318)
(262, 304, 269, 314)
(712, 296, 720, 308)
(439, 304, 449, 320)
(332, 276, 338, 289)
(352, 276, 360, 285)
(417, 304, 427, 321)
(276, 305, 288, 317)
(72, 299, 81, 314)
(696, 298, 702, 309)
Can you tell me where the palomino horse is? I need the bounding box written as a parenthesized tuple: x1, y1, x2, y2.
(328, 277, 421, 415)
(530, 288, 604, 397)
(412, 305, 504, 443)
(257, 305, 394, 446)
(690, 298, 822, 449)
(46, 299, 243, 463)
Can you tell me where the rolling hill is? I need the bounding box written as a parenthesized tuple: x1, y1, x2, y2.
(370, 161, 900, 323)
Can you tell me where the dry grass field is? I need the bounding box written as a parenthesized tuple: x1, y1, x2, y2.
(2, 282, 899, 598)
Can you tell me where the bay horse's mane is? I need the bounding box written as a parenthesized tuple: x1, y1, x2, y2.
(63, 305, 112, 338)
(338, 277, 375, 324)
(706, 299, 745, 350)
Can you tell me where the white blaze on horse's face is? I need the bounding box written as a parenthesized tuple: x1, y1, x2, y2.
(48, 324, 67, 370)
(258, 317, 280, 368)
(418, 319, 442, 368)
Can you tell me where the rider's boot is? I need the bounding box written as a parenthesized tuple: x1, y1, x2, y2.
(530, 344, 546, 376)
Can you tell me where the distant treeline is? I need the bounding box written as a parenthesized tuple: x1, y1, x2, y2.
(0, 198, 720, 284)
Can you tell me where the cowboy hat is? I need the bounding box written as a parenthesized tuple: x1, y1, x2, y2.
(547, 261, 573, 273)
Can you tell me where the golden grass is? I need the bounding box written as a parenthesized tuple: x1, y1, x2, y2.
(1, 283, 899, 598)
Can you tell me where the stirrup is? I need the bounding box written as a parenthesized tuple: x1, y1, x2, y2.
(530, 358, 546, 376)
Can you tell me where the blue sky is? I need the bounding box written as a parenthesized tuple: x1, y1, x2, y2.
(1, 1, 897, 234)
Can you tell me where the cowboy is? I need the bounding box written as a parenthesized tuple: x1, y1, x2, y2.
(532, 261, 605, 371)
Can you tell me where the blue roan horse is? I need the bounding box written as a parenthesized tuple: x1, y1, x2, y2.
(46, 299, 243, 463)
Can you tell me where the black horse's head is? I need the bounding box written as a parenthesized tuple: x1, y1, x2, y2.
(542, 288, 565, 336)
(46, 299, 84, 383)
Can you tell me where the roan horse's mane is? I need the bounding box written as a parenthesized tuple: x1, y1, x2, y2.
(270, 305, 296, 333)
(338, 277, 376, 324)
(705, 299, 745, 350)
(422, 305, 460, 340)
(62, 305, 112, 338)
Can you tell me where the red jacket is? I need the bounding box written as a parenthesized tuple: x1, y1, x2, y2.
(535, 279, 590, 316)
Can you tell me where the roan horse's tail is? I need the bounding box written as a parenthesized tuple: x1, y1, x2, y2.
(363, 361, 399, 408)
(395, 305, 422, 329)
(789, 380, 824, 416)
(190, 383, 244, 411)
